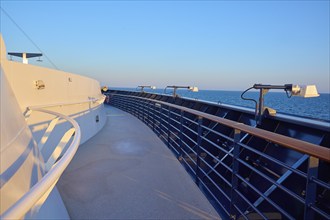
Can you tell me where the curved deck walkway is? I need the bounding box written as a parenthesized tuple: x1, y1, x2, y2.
(57, 106, 220, 219)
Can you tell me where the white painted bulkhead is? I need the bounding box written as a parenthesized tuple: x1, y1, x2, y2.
(0, 35, 107, 219)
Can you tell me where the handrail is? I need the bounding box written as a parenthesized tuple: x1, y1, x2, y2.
(1, 108, 81, 220)
(27, 95, 106, 111)
(109, 93, 330, 162)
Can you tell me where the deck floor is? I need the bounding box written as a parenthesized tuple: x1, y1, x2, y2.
(57, 105, 220, 219)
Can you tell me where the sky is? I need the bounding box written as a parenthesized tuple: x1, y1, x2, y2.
(0, 1, 329, 92)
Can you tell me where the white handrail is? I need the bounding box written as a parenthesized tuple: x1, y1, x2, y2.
(1, 108, 81, 220)
(27, 95, 106, 110)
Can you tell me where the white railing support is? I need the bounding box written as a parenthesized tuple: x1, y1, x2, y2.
(1, 108, 81, 220)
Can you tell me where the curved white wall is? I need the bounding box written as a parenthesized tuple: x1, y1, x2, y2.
(0, 35, 107, 219)
(3, 61, 103, 112)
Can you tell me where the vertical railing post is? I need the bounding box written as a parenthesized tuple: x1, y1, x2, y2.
(140, 100, 143, 119)
(304, 156, 319, 220)
(179, 110, 184, 159)
(127, 97, 131, 114)
(196, 116, 203, 185)
(143, 100, 148, 124)
(230, 129, 241, 219)
(130, 97, 134, 115)
(125, 97, 128, 112)
(119, 96, 122, 110)
(138, 99, 141, 120)
(130, 97, 133, 113)
(135, 98, 138, 116)
(147, 101, 150, 127)
(122, 96, 125, 111)
(167, 107, 171, 148)
(152, 103, 156, 132)
(142, 100, 145, 123)
(160, 105, 163, 138)
(125, 96, 128, 110)
(134, 98, 137, 117)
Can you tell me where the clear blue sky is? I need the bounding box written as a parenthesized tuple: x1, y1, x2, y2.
(1, 1, 329, 92)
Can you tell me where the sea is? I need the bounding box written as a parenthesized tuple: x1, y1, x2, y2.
(111, 88, 330, 122)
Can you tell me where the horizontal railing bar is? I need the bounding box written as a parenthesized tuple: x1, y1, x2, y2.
(198, 180, 232, 217)
(159, 133, 167, 142)
(169, 137, 180, 148)
(235, 173, 293, 219)
(236, 157, 305, 204)
(169, 117, 180, 126)
(181, 147, 197, 166)
(170, 130, 180, 140)
(145, 117, 152, 124)
(169, 142, 180, 153)
(181, 140, 197, 156)
(153, 114, 161, 121)
(182, 123, 198, 136)
(169, 116, 180, 125)
(201, 125, 235, 142)
(170, 110, 181, 118)
(180, 154, 196, 175)
(199, 167, 232, 201)
(201, 135, 233, 156)
(311, 177, 330, 189)
(237, 141, 308, 178)
(110, 94, 330, 162)
(232, 201, 250, 220)
(199, 145, 233, 174)
(168, 142, 180, 155)
(28, 96, 105, 111)
(169, 123, 180, 133)
(199, 155, 232, 187)
(310, 204, 330, 219)
(154, 129, 160, 136)
(232, 188, 268, 220)
(161, 107, 170, 113)
(183, 116, 199, 125)
(181, 132, 198, 146)
(160, 124, 168, 133)
(159, 127, 168, 136)
(159, 114, 168, 123)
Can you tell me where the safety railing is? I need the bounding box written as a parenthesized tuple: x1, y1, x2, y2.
(107, 93, 330, 220)
(1, 108, 81, 219)
(24, 95, 106, 117)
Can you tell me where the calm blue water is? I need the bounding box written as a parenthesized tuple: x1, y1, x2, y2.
(111, 88, 330, 121)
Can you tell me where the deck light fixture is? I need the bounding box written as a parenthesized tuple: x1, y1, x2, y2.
(137, 85, 156, 92)
(241, 84, 320, 125)
(164, 85, 199, 97)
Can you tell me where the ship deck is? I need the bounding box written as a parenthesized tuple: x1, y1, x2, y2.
(57, 105, 220, 219)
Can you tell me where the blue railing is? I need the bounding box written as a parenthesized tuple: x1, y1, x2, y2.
(106, 92, 330, 220)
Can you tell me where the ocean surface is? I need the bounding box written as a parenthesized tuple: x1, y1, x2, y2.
(111, 88, 330, 122)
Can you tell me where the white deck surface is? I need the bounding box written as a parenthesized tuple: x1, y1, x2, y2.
(57, 106, 221, 219)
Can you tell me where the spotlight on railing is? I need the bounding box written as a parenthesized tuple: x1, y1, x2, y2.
(241, 84, 320, 125)
(137, 85, 156, 92)
(164, 85, 199, 97)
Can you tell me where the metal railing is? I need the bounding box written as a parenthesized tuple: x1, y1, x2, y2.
(107, 93, 330, 220)
(1, 108, 81, 219)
